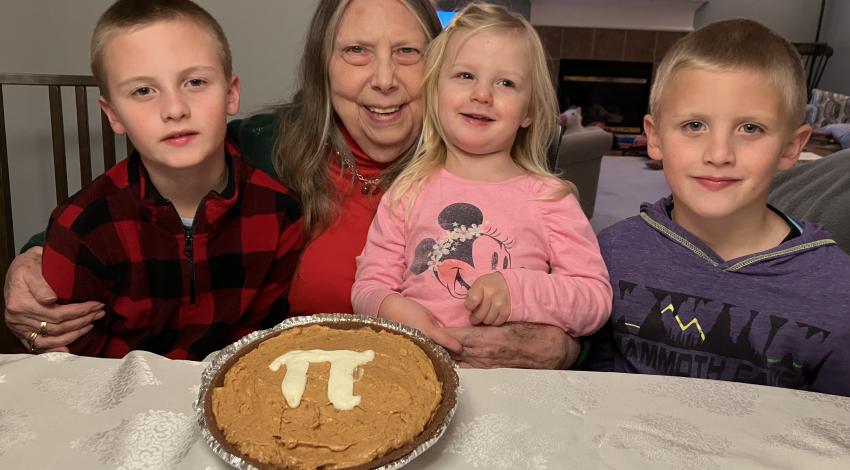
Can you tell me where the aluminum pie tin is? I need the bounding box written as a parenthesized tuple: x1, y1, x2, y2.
(195, 313, 459, 470)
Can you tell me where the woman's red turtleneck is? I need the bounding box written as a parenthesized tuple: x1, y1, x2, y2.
(287, 126, 392, 315)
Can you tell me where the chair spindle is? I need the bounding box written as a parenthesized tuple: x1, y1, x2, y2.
(48, 85, 69, 203)
(75, 86, 93, 186)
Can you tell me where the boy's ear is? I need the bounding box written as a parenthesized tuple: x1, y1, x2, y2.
(98, 96, 126, 135)
(644, 114, 663, 161)
(226, 74, 241, 117)
(777, 123, 812, 171)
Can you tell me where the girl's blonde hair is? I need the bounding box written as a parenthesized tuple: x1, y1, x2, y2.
(390, 3, 574, 212)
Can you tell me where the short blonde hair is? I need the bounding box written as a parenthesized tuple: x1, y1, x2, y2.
(650, 19, 806, 128)
(91, 0, 232, 95)
(391, 3, 571, 211)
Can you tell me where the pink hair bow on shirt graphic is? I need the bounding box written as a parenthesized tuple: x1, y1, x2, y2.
(411, 203, 513, 299)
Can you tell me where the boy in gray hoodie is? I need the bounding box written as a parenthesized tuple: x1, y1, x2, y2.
(588, 19, 850, 396)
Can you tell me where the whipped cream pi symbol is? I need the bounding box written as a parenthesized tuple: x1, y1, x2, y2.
(269, 349, 375, 410)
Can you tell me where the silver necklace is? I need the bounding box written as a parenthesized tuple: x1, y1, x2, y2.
(336, 150, 382, 195)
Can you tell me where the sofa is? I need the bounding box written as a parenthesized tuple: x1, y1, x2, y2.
(770, 147, 850, 254)
(550, 125, 613, 219)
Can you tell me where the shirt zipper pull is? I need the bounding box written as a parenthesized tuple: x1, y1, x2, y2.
(184, 227, 196, 304)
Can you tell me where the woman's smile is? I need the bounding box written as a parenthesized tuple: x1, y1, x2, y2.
(363, 103, 406, 123)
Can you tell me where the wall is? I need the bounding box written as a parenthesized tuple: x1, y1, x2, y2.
(817, 0, 850, 95)
(693, 0, 819, 42)
(695, 0, 849, 98)
(527, 0, 822, 40)
(0, 0, 316, 251)
(531, 0, 705, 31)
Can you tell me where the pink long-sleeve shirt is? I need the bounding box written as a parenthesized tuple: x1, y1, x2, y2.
(352, 169, 612, 336)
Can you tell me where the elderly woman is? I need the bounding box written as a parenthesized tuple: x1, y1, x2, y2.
(4, 0, 580, 369)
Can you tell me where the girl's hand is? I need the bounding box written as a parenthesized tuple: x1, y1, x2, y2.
(465, 272, 511, 326)
(378, 294, 463, 354)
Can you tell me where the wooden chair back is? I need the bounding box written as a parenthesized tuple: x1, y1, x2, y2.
(0, 73, 132, 281)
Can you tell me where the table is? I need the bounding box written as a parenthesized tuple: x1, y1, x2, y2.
(1, 351, 849, 469)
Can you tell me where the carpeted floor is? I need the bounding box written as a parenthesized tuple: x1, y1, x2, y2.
(590, 156, 670, 233)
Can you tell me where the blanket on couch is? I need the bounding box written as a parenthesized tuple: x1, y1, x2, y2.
(770, 148, 850, 253)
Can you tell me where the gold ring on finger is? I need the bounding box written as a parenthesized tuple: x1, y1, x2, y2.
(28, 331, 39, 353)
(39, 321, 48, 337)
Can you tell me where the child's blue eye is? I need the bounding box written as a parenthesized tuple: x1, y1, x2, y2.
(740, 123, 763, 134)
(497, 79, 515, 88)
(685, 121, 705, 132)
(457, 72, 473, 80)
(132, 87, 152, 97)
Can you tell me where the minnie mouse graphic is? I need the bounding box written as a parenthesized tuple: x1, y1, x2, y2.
(410, 203, 513, 299)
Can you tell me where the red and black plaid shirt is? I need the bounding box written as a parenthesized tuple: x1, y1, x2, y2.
(43, 142, 303, 360)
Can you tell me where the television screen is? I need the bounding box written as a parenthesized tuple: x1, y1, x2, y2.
(437, 10, 457, 28)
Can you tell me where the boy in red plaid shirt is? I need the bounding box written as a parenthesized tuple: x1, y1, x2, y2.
(41, 0, 303, 360)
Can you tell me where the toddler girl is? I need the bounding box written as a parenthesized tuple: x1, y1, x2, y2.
(351, 4, 612, 352)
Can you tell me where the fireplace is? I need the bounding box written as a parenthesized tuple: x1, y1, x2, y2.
(558, 59, 653, 134)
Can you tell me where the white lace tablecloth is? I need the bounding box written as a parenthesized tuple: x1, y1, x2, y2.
(1, 351, 849, 469)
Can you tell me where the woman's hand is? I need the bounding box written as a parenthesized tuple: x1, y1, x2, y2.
(465, 272, 511, 326)
(445, 322, 580, 369)
(378, 294, 463, 354)
(3, 247, 104, 352)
